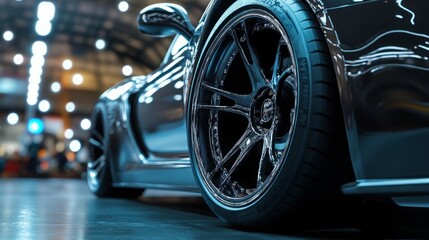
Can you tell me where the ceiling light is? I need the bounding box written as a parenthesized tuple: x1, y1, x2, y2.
(80, 118, 91, 130)
(64, 129, 74, 139)
(72, 73, 83, 85)
(13, 54, 24, 65)
(118, 1, 129, 12)
(35, 20, 52, 36)
(29, 76, 41, 85)
(65, 102, 76, 112)
(51, 82, 61, 93)
(32, 41, 47, 56)
(27, 96, 38, 105)
(62, 59, 72, 70)
(27, 118, 44, 135)
(30, 55, 45, 67)
(122, 65, 133, 76)
(7, 113, 19, 125)
(38, 99, 50, 112)
(69, 140, 81, 152)
(95, 39, 106, 50)
(37, 1, 56, 21)
(29, 66, 43, 77)
(3, 31, 13, 41)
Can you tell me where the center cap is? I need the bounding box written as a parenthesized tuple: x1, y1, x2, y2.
(260, 99, 274, 123)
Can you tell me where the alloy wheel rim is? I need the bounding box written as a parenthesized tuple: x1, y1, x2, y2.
(191, 10, 298, 207)
(87, 112, 106, 189)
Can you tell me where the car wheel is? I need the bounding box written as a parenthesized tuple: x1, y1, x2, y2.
(87, 104, 144, 199)
(187, 0, 352, 228)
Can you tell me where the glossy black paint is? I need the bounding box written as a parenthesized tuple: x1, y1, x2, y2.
(97, 35, 195, 190)
(138, 3, 195, 39)
(319, 0, 429, 183)
(93, 0, 429, 198)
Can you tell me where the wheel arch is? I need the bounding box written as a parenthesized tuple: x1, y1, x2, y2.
(90, 101, 121, 183)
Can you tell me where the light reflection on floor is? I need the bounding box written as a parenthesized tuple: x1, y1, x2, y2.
(0, 178, 428, 239)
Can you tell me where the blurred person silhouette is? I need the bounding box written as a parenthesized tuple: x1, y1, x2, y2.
(55, 142, 68, 174)
(27, 135, 43, 175)
(0, 154, 5, 176)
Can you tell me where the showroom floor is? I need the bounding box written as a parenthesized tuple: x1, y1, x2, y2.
(0, 179, 427, 239)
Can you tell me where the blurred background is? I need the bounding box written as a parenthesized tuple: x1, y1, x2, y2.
(0, 0, 208, 179)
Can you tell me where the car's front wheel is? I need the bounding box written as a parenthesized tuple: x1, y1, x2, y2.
(187, 0, 353, 228)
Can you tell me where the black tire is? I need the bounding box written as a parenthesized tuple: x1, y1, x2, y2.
(87, 104, 144, 199)
(187, 0, 353, 229)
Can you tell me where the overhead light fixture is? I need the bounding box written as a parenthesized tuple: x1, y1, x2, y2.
(27, 118, 44, 135)
(72, 73, 83, 85)
(118, 1, 129, 12)
(7, 113, 19, 125)
(3, 30, 13, 41)
(31, 41, 47, 56)
(27, 94, 38, 105)
(30, 55, 45, 67)
(51, 82, 61, 93)
(35, 20, 52, 36)
(37, 1, 56, 21)
(69, 140, 81, 152)
(80, 118, 91, 130)
(38, 99, 51, 112)
(28, 76, 41, 85)
(13, 54, 24, 65)
(65, 102, 76, 112)
(29, 66, 43, 77)
(122, 65, 133, 76)
(62, 59, 73, 70)
(64, 129, 74, 139)
(95, 39, 106, 50)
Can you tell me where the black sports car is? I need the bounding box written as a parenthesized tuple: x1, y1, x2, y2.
(87, 0, 429, 228)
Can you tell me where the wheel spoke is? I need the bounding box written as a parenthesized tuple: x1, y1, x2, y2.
(92, 128, 103, 142)
(201, 82, 252, 108)
(94, 159, 105, 173)
(271, 40, 283, 89)
(209, 125, 261, 180)
(88, 155, 104, 169)
(197, 103, 250, 118)
(279, 66, 294, 85)
(231, 21, 266, 90)
(219, 131, 262, 190)
(89, 137, 103, 150)
(257, 126, 276, 186)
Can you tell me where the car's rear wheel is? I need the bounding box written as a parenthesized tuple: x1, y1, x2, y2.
(87, 104, 144, 198)
(187, 0, 353, 228)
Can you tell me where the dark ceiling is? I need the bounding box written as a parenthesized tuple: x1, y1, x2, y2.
(0, 0, 208, 120)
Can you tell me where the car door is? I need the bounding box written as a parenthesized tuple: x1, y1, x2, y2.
(133, 35, 189, 158)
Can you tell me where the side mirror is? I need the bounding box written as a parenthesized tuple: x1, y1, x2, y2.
(137, 3, 195, 40)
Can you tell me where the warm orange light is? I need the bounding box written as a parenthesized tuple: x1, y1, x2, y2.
(66, 151, 75, 161)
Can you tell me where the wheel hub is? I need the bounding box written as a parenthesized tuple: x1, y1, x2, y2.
(260, 99, 274, 123)
(252, 88, 276, 132)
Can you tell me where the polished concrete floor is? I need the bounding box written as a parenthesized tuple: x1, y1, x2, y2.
(0, 179, 428, 239)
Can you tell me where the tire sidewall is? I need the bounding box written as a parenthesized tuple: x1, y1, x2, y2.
(87, 103, 113, 195)
(187, 0, 317, 225)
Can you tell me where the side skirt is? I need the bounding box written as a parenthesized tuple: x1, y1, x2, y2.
(342, 178, 429, 196)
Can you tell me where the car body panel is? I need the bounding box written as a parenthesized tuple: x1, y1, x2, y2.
(318, 0, 429, 182)
(94, 0, 429, 197)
